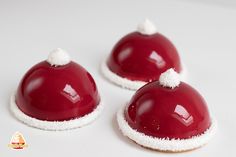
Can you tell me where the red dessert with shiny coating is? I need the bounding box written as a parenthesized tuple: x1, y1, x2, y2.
(16, 61, 100, 121)
(10, 48, 103, 130)
(107, 32, 182, 81)
(102, 19, 185, 90)
(117, 69, 216, 152)
(125, 81, 210, 139)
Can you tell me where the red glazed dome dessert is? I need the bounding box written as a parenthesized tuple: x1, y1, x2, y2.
(10, 48, 103, 130)
(102, 19, 186, 90)
(117, 69, 216, 152)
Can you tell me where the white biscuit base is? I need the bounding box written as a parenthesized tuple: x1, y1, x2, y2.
(10, 93, 104, 131)
(101, 59, 187, 90)
(117, 104, 217, 152)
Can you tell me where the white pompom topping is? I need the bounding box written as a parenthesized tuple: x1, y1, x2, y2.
(47, 48, 71, 66)
(137, 19, 157, 35)
(159, 68, 180, 89)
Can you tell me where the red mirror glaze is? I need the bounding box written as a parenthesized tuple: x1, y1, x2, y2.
(107, 32, 182, 82)
(125, 81, 211, 139)
(15, 61, 100, 121)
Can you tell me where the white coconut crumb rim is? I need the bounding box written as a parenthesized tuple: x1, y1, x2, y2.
(10, 93, 104, 131)
(117, 104, 217, 152)
(47, 48, 71, 66)
(137, 19, 157, 35)
(101, 58, 187, 90)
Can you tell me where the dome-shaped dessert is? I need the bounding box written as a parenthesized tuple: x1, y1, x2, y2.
(102, 19, 186, 90)
(10, 48, 103, 130)
(117, 69, 216, 152)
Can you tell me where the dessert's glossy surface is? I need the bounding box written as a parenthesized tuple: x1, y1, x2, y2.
(15, 61, 100, 121)
(107, 32, 182, 82)
(125, 81, 211, 139)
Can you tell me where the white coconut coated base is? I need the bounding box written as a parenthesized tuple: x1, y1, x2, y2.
(117, 104, 217, 152)
(10, 93, 104, 131)
(101, 59, 187, 90)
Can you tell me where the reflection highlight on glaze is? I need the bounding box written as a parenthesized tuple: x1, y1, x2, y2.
(25, 77, 43, 94)
(61, 84, 80, 103)
(173, 104, 193, 126)
(149, 51, 166, 68)
(118, 47, 132, 62)
(137, 99, 153, 116)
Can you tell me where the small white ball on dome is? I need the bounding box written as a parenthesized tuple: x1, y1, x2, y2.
(47, 48, 71, 67)
(137, 19, 157, 35)
(159, 68, 181, 89)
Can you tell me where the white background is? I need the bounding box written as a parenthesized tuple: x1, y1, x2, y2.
(0, 0, 235, 156)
